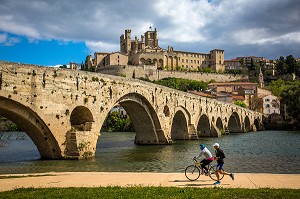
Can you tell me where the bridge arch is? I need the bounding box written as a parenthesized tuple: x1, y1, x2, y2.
(216, 117, 223, 131)
(0, 96, 61, 159)
(171, 106, 189, 140)
(197, 114, 211, 137)
(244, 116, 251, 132)
(228, 112, 242, 133)
(254, 118, 260, 131)
(70, 106, 94, 131)
(111, 93, 169, 144)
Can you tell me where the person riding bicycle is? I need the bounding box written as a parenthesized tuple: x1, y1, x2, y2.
(213, 142, 234, 185)
(193, 144, 214, 174)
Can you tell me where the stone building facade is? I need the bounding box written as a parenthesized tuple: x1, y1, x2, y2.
(85, 28, 225, 72)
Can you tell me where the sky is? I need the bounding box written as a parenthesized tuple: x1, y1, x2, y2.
(0, 0, 299, 67)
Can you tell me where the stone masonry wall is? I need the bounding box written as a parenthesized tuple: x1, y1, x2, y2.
(97, 65, 244, 82)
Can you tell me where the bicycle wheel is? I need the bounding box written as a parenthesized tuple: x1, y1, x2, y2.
(185, 165, 201, 181)
(208, 165, 224, 181)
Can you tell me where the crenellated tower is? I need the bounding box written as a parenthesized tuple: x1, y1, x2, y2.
(120, 29, 132, 54)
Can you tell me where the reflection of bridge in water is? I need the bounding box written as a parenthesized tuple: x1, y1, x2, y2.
(0, 62, 263, 159)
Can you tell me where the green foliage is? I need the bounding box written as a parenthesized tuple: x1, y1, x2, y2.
(120, 73, 126, 77)
(4, 123, 21, 131)
(59, 65, 67, 68)
(92, 77, 99, 82)
(280, 80, 300, 121)
(276, 55, 300, 76)
(234, 100, 247, 108)
(225, 69, 242, 75)
(1, 187, 299, 199)
(153, 77, 211, 92)
(266, 79, 298, 97)
(105, 111, 134, 132)
(198, 67, 212, 73)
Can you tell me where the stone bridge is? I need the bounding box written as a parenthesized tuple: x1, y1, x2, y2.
(0, 62, 263, 159)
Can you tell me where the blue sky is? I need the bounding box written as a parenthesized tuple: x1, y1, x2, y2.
(0, 33, 88, 66)
(0, 0, 299, 67)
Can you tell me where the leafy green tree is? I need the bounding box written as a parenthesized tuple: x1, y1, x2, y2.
(275, 55, 300, 77)
(285, 55, 296, 74)
(153, 78, 211, 92)
(280, 81, 300, 122)
(234, 100, 247, 108)
(105, 111, 134, 132)
(267, 79, 287, 97)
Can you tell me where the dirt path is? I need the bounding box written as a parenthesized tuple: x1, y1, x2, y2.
(0, 172, 299, 192)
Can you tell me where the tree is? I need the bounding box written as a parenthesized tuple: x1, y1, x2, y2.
(153, 77, 210, 92)
(275, 55, 299, 77)
(105, 111, 134, 132)
(285, 55, 296, 74)
(267, 79, 287, 97)
(280, 81, 300, 123)
(234, 100, 247, 108)
(250, 97, 263, 112)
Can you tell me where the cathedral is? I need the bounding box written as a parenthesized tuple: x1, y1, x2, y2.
(85, 27, 225, 72)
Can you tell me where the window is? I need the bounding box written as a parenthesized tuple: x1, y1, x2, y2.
(186, 59, 188, 62)
(265, 99, 270, 102)
(182, 59, 184, 63)
(266, 104, 270, 108)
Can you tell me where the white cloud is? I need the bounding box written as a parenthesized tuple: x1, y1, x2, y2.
(233, 29, 300, 45)
(0, 15, 40, 38)
(153, 0, 212, 42)
(85, 41, 119, 53)
(0, 0, 299, 59)
(47, 64, 70, 68)
(0, 33, 20, 46)
(0, 33, 7, 43)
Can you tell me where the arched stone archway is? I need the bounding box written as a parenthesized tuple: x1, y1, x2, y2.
(254, 118, 260, 131)
(158, 59, 163, 67)
(70, 106, 94, 131)
(244, 116, 251, 132)
(140, 58, 146, 65)
(0, 96, 61, 159)
(114, 93, 169, 145)
(197, 114, 211, 136)
(168, 56, 173, 70)
(228, 112, 242, 133)
(171, 110, 189, 140)
(216, 117, 223, 131)
(174, 56, 178, 68)
(153, 59, 158, 67)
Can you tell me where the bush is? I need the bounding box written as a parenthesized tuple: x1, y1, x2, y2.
(153, 77, 212, 92)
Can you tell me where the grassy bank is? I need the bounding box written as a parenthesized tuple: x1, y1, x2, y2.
(0, 187, 299, 199)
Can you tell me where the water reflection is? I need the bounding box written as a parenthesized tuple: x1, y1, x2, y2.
(0, 131, 299, 174)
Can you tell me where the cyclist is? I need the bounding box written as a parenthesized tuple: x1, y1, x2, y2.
(213, 143, 234, 185)
(194, 144, 214, 174)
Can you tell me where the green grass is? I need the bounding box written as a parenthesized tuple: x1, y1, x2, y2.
(0, 187, 299, 199)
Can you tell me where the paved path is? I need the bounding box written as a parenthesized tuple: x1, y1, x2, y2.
(0, 172, 299, 192)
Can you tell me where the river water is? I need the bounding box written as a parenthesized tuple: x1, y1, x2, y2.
(0, 130, 299, 174)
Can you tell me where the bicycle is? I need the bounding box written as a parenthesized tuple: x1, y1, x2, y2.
(185, 159, 224, 181)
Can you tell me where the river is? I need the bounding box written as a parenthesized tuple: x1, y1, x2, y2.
(0, 130, 299, 174)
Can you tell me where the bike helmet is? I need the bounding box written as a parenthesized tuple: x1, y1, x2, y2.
(200, 144, 205, 150)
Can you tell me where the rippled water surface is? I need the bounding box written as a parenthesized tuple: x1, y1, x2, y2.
(0, 130, 299, 174)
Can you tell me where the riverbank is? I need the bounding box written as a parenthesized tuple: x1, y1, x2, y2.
(0, 172, 299, 192)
